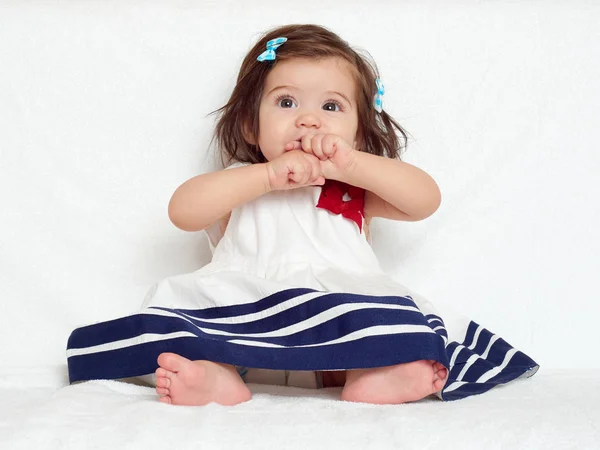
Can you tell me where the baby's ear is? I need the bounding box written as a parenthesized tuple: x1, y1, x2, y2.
(242, 120, 257, 145)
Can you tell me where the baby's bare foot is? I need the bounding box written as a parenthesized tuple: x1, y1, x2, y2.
(155, 353, 251, 406)
(341, 360, 448, 405)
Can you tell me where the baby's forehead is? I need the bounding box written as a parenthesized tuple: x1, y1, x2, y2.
(264, 57, 358, 96)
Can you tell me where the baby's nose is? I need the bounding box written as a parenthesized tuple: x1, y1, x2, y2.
(296, 112, 321, 128)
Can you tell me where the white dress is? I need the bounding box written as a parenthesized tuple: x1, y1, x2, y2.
(66, 163, 538, 400)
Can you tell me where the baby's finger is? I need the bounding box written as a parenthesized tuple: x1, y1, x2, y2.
(311, 135, 327, 160)
(308, 157, 323, 184)
(291, 162, 311, 185)
(322, 134, 338, 157)
(284, 141, 301, 151)
(310, 169, 326, 185)
(288, 170, 302, 184)
(301, 134, 315, 154)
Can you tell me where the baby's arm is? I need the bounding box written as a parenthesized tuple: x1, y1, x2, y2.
(342, 152, 441, 222)
(168, 164, 271, 232)
(169, 150, 323, 232)
(288, 134, 440, 222)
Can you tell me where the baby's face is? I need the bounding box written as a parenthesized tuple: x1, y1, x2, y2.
(255, 57, 359, 161)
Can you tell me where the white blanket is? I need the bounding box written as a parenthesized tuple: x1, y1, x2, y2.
(0, 367, 597, 449)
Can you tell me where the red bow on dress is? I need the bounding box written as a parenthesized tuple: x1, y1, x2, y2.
(316, 180, 366, 232)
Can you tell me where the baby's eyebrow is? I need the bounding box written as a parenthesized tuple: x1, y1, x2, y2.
(327, 91, 352, 106)
(266, 85, 300, 96)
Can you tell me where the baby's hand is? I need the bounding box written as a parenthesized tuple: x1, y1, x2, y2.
(266, 150, 326, 191)
(284, 134, 357, 181)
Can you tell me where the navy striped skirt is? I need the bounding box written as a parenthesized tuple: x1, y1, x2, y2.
(67, 287, 538, 401)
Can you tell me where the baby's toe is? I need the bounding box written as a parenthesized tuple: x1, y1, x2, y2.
(438, 367, 448, 382)
(155, 367, 169, 378)
(431, 363, 448, 392)
(432, 362, 447, 378)
(156, 387, 170, 396)
(158, 395, 172, 404)
(155, 376, 171, 388)
(433, 376, 447, 392)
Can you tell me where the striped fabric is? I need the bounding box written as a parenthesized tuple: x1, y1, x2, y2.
(440, 320, 539, 400)
(67, 288, 538, 400)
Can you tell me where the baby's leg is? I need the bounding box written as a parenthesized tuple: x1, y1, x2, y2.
(155, 353, 251, 406)
(341, 360, 447, 405)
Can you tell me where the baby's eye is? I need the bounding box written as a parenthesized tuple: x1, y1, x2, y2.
(323, 101, 342, 112)
(278, 97, 297, 108)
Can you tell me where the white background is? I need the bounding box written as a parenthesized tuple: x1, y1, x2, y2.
(1, 0, 598, 371)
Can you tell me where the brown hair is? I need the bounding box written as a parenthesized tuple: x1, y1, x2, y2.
(212, 24, 409, 166)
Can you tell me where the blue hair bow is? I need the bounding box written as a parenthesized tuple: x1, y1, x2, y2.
(374, 78, 385, 113)
(257, 37, 288, 62)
